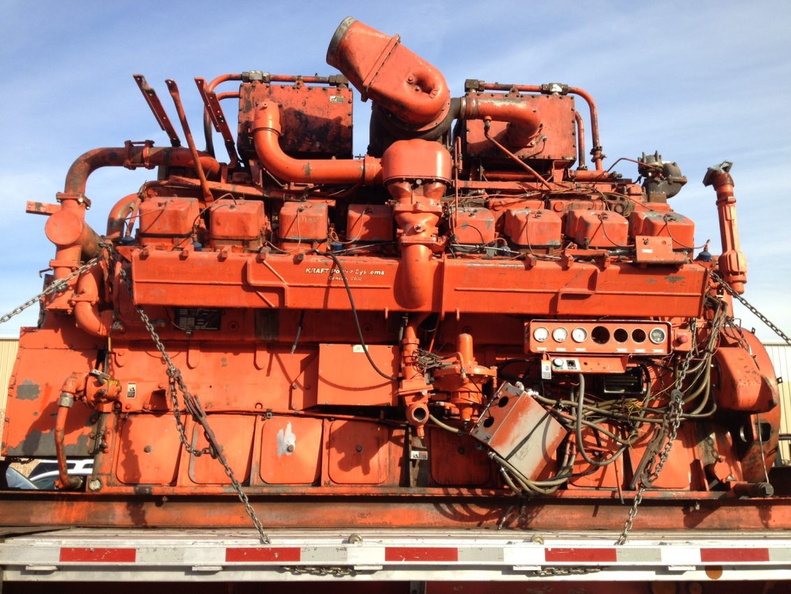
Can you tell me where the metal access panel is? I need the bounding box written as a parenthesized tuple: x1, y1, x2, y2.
(471, 382, 565, 480)
(238, 80, 353, 159)
(316, 343, 398, 406)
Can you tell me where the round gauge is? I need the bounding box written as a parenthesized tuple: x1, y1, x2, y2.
(533, 327, 549, 342)
(571, 327, 588, 343)
(649, 327, 667, 344)
(552, 327, 568, 342)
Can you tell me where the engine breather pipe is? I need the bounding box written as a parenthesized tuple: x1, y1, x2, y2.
(383, 140, 449, 309)
(202, 73, 242, 156)
(703, 161, 747, 294)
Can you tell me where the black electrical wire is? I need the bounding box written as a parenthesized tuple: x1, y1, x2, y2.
(574, 373, 628, 467)
(317, 251, 399, 382)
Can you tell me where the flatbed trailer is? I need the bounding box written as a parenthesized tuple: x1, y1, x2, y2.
(3, 527, 791, 586)
(3, 16, 791, 594)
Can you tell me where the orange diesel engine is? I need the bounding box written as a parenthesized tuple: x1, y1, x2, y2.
(2, 18, 780, 528)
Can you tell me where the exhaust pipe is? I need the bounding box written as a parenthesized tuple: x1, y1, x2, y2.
(704, 161, 747, 294)
(327, 17, 451, 134)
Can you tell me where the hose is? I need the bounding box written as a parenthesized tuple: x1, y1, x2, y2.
(316, 251, 398, 381)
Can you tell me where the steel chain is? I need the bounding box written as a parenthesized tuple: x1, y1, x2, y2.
(616, 323, 699, 545)
(527, 567, 602, 577)
(0, 256, 104, 325)
(12, 252, 788, 563)
(116, 264, 270, 545)
(712, 271, 791, 346)
(614, 266, 786, 544)
(282, 565, 358, 577)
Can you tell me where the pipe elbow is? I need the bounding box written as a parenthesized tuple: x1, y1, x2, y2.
(73, 267, 113, 337)
(64, 146, 221, 196)
(74, 302, 113, 337)
(703, 161, 734, 191)
(253, 103, 382, 185)
(462, 96, 542, 143)
(106, 193, 141, 240)
(326, 17, 451, 132)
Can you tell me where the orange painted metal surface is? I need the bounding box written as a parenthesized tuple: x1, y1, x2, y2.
(1, 17, 782, 542)
(3, 492, 791, 531)
(326, 17, 451, 132)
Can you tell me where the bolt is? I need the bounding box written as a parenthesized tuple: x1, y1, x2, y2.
(356, 444, 364, 453)
(88, 478, 102, 492)
(286, 444, 295, 453)
(144, 445, 152, 453)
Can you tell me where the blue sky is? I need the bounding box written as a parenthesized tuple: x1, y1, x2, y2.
(1, 1, 790, 340)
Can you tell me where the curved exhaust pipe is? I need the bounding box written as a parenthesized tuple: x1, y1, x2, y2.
(327, 17, 451, 134)
(65, 145, 220, 197)
(460, 95, 542, 147)
(253, 103, 382, 185)
(327, 18, 543, 149)
(73, 266, 113, 337)
(106, 193, 141, 240)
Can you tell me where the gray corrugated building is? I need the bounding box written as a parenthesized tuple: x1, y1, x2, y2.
(765, 344, 791, 464)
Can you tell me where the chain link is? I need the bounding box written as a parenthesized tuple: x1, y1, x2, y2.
(712, 271, 791, 346)
(527, 567, 602, 577)
(616, 321, 700, 545)
(0, 256, 104, 325)
(614, 268, 784, 544)
(117, 264, 270, 545)
(282, 565, 358, 577)
(11, 250, 789, 563)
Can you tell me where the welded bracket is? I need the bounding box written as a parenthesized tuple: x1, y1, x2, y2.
(195, 77, 240, 167)
(133, 74, 182, 147)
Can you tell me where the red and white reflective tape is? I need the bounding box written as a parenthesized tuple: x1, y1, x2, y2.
(15, 541, 790, 568)
(3, 532, 791, 582)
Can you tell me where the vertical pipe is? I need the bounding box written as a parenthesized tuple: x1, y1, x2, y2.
(704, 161, 747, 294)
(54, 374, 84, 490)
